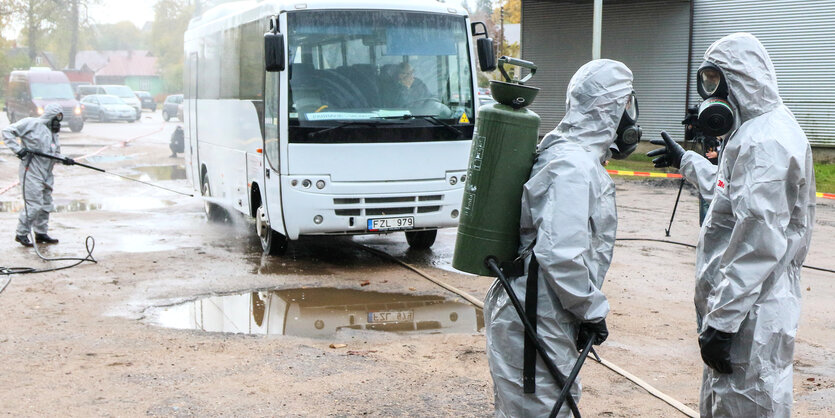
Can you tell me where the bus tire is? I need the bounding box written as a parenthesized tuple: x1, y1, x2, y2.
(405, 230, 437, 250)
(255, 203, 288, 255)
(201, 171, 228, 223)
(162, 110, 170, 122)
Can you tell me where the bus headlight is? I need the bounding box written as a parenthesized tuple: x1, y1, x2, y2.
(302, 179, 312, 188)
(316, 180, 326, 189)
(36, 106, 44, 115)
(313, 215, 323, 224)
(74, 106, 82, 115)
(449, 176, 458, 185)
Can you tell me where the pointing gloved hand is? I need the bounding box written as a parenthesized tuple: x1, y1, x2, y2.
(16, 149, 29, 160)
(699, 326, 734, 374)
(576, 319, 609, 350)
(647, 131, 685, 168)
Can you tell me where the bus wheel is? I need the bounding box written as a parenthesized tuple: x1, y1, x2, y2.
(405, 230, 437, 250)
(201, 171, 228, 222)
(256, 204, 288, 255)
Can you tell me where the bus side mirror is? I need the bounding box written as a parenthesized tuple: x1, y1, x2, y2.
(477, 38, 496, 72)
(265, 32, 285, 72)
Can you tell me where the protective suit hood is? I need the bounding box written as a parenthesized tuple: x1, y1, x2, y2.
(39, 103, 63, 124)
(539, 59, 633, 161)
(704, 33, 782, 123)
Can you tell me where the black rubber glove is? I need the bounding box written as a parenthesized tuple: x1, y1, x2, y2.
(647, 131, 685, 168)
(576, 319, 608, 350)
(699, 327, 734, 374)
(16, 149, 29, 160)
(62, 157, 76, 166)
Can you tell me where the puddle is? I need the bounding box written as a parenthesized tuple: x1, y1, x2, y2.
(150, 287, 483, 338)
(85, 155, 132, 163)
(131, 165, 187, 181)
(0, 197, 176, 213)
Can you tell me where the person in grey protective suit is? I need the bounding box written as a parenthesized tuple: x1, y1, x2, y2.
(485, 59, 639, 417)
(648, 33, 815, 417)
(3, 103, 74, 247)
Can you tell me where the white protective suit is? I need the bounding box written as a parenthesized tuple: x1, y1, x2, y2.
(679, 33, 816, 417)
(2, 103, 63, 237)
(484, 59, 633, 417)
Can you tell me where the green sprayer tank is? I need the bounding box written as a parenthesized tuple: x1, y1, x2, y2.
(453, 57, 541, 276)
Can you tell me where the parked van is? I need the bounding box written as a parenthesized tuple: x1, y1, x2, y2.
(77, 84, 142, 120)
(5, 69, 84, 132)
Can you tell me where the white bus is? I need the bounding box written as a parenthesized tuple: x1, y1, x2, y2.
(184, 0, 495, 254)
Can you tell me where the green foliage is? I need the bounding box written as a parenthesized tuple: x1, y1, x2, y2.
(90, 21, 147, 51)
(150, 0, 193, 94)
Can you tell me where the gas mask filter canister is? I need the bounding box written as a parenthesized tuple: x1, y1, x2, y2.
(50, 113, 63, 133)
(696, 61, 735, 137)
(610, 92, 641, 160)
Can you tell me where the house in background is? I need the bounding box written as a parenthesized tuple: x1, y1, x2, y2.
(74, 50, 163, 96)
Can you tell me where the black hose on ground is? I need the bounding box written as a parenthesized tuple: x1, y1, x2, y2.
(616, 237, 835, 274)
(0, 154, 97, 294)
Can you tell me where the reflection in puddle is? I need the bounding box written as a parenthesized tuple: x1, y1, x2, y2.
(0, 197, 175, 213)
(151, 288, 483, 338)
(131, 165, 187, 181)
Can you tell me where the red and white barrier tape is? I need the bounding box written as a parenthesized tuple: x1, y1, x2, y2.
(607, 169, 835, 201)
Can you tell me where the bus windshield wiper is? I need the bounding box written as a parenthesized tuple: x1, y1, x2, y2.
(376, 114, 464, 138)
(306, 120, 405, 139)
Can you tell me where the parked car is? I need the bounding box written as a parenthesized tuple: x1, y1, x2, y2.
(162, 94, 183, 121)
(76, 84, 142, 120)
(134, 90, 157, 112)
(4, 69, 84, 132)
(80, 94, 137, 123)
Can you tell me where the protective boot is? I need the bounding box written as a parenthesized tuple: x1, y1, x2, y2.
(15, 234, 33, 247)
(35, 233, 59, 244)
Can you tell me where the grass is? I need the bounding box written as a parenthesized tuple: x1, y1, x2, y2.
(816, 164, 835, 193)
(605, 151, 835, 193)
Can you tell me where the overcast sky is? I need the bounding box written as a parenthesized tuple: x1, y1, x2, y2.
(90, 0, 156, 29)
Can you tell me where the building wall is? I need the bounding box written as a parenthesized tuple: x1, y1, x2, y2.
(690, 0, 835, 147)
(521, 0, 691, 141)
(125, 76, 164, 97)
(522, 0, 835, 147)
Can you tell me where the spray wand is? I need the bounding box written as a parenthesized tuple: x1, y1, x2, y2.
(25, 149, 194, 197)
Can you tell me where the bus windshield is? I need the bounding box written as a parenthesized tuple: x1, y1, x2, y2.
(286, 10, 475, 143)
(30, 83, 74, 100)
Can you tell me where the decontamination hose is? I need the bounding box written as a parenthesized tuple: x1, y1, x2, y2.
(354, 242, 699, 417)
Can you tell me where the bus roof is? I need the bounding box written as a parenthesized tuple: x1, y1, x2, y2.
(187, 0, 468, 36)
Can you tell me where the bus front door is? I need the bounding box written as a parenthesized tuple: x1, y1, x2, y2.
(262, 70, 287, 239)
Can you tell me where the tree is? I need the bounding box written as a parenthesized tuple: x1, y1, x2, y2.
(90, 21, 146, 51)
(492, 0, 520, 24)
(476, 0, 492, 15)
(150, 0, 193, 93)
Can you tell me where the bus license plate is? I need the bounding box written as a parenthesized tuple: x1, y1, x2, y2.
(367, 216, 414, 232)
(368, 310, 414, 323)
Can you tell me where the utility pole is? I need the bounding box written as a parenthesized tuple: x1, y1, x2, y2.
(592, 0, 602, 60)
(500, 5, 504, 57)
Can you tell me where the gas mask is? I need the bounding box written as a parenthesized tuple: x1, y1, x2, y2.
(50, 112, 63, 133)
(696, 61, 734, 137)
(610, 92, 641, 160)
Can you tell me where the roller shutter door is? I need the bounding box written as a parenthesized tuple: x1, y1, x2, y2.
(690, 0, 835, 146)
(521, 0, 691, 141)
